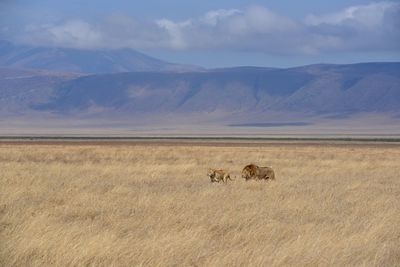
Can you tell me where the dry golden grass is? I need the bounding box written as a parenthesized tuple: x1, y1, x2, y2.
(0, 142, 400, 266)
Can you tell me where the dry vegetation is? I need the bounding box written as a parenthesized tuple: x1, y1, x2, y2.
(0, 142, 400, 266)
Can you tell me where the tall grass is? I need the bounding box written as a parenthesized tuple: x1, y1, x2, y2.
(1, 143, 399, 266)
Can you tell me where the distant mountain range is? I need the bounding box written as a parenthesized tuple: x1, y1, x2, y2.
(45, 63, 400, 115)
(0, 40, 399, 129)
(1, 63, 399, 118)
(0, 40, 200, 73)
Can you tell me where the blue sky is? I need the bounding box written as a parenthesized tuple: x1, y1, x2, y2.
(1, 0, 399, 67)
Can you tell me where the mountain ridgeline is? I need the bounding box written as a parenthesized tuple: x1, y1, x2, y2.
(35, 63, 400, 116)
(0, 40, 199, 73)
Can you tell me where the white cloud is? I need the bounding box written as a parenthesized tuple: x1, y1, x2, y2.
(46, 20, 102, 48)
(200, 9, 241, 26)
(156, 19, 191, 49)
(9, 2, 400, 55)
(304, 2, 400, 52)
(240, 6, 298, 34)
(152, 5, 301, 53)
(305, 2, 397, 28)
(19, 19, 103, 49)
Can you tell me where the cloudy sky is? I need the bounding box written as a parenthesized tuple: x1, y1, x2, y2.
(1, 0, 399, 67)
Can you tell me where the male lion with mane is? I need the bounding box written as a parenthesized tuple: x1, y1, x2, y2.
(241, 164, 275, 181)
(207, 168, 233, 183)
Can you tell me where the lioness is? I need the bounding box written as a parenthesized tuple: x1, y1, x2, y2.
(241, 164, 275, 181)
(207, 168, 233, 183)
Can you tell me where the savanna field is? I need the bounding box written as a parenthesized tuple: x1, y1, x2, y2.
(0, 141, 399, 266)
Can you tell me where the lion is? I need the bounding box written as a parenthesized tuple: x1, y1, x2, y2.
(241, 164, 275, 181)
(207, 168, 233, 183)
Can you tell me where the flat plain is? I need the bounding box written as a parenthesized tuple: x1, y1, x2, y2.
(0, 140, 399, 266)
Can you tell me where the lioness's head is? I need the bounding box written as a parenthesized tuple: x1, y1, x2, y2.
(207, 168, 216, 181)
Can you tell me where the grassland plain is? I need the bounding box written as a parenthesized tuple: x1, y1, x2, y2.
(0, 142, 399, 266)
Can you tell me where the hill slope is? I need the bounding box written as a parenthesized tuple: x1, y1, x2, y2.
(0, 67, 80, 115)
